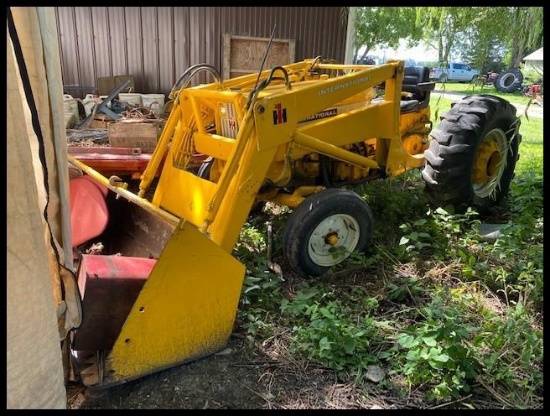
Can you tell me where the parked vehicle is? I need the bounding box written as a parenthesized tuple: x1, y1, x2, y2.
(355, 56, 377, 65)
(429, 62, 479, 83)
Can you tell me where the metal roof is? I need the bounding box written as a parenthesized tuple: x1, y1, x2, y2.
(524, 47, 543, 61)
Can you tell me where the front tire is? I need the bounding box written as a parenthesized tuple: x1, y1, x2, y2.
(422, 94, 521, 214)
(283, 188, 374, 277)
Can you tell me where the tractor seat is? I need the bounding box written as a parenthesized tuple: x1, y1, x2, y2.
(400, 66, 435, 113)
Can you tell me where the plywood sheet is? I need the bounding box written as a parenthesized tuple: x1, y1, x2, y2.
(223, 34, 295, 79)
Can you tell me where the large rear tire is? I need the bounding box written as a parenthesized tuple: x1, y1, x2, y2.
(283, 188, 374, 277)
(494, 69, 523, 93)
(422, 94, 521, 214)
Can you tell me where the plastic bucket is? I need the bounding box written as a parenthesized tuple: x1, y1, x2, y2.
(98, 95, 113, 108)
(63, 94, 79, 128)
(63, 94, 79, 118)
(141, 93, 165, 116)
(118, 93, 143, 107)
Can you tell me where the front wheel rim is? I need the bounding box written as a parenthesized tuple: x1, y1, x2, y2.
(307, 214, 360, 267)
(472, 128, 509, 198)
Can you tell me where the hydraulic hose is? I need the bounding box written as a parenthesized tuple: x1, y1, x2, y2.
(168, 64, 222, 100)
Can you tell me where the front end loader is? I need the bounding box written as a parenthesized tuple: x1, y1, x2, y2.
(67, 57, 521, 390)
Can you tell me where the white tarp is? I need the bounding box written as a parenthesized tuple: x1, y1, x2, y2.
(7, 7, 81, 409)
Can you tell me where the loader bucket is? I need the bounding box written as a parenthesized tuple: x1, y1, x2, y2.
(106, 219, 245, 385)
(71, 198, 245, 389)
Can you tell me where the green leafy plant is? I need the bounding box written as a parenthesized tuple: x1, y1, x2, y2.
(387, 290, 480, 401)
(280, 282, 383, 381)
(232, 91, 543, 407)
(472, 300, 543, 407)
(398, 218, 433, 257)
(386, 276, 424, 302)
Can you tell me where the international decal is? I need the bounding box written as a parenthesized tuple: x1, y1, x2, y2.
(299, 108, 338, 123)
(273, 103, 287, 125)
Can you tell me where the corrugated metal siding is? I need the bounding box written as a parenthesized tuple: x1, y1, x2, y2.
(55, 6, 348, 98)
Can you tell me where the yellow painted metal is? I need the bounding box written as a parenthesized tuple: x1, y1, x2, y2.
(472, 138, 500, 184)
(326, 234, 339, 246)
(141, 58, 431, 253)
(150, 156, 217, 229)
(268, 186, 325, 208)
(103, 220, 245, 384)
(293, 131, 380, 170)
(252, 63, 399, 152)
(385, 106, 432, 176)
(206, 133, 280, 251)
(296, 101, 397, 147)
(194, 132, 235, 160)
(402, 134, 425, 155)
(138, 105, 183, 198)
(200, 109, 257, 234)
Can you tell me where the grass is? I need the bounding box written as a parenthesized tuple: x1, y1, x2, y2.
(433, 81, 533, 105)
(233, 88, 543, 409)
(514, 116, 544, 176)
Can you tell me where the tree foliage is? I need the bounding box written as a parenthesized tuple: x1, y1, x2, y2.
(453, 8, 510, 73)
(507, 7, 544, 68)
(352, 7, 421, 63)
(351, 7, 543, 71)
(414, 7, 543, 70)
(415, 7, 483, 65)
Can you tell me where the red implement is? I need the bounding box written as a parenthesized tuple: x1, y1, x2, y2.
(72, 254, 157, 351)
(69, 176, 109, 247)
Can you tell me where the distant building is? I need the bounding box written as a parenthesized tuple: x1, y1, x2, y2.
(523, 47, 543, 74)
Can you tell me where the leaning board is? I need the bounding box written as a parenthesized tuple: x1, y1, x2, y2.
(222, 34, 296, 80)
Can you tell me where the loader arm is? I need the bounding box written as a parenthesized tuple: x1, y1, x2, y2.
(145, 60, 408, 253)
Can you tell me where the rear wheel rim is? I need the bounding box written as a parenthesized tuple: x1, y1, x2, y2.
(307, 214, 360, 266)
(499, 73, 516, 88)
(472, 128, 508, 198)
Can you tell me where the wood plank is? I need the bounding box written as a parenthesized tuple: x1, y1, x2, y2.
(222, 34, 295, 80)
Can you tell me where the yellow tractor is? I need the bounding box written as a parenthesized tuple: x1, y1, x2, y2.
(67, 56, 521, 391)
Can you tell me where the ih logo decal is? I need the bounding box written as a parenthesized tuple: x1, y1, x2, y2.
(273, 103, 287, 125)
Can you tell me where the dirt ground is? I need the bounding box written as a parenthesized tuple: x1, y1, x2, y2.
(66, 332, 394, 410)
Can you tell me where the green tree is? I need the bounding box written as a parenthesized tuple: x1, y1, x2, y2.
(415, 7, 482, 65)
(455, 7, 543, 70)
(453, 8, 509, 72)
(417, 7, 543, 70)
(507, 7, 543, 68)
(353, 7, 421, 63)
